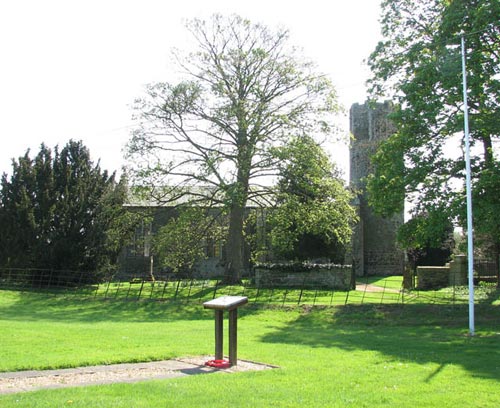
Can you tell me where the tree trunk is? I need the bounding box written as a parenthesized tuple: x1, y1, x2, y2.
(224, 133, 251, 284)
(225, 203, 245, 284)
(482, 135, 493, 167)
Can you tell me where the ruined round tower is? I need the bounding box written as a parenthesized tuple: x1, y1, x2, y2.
(350, 102, 404, 276)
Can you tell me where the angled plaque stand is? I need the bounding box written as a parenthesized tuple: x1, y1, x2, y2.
(203, 295, 248, 366)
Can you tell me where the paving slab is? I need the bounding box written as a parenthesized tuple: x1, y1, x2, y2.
(0, 357, 276, 395)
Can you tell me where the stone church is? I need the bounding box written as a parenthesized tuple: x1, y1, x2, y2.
(119, 101, 406, 278)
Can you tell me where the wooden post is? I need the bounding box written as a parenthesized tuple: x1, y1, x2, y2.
(215, 310, 224, 360)
(228, 308, 237, 365)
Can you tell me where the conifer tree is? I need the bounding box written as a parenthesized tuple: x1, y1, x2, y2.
(0, 140, 135, 283)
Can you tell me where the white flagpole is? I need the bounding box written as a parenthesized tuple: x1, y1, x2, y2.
(461, 34, 475, 336)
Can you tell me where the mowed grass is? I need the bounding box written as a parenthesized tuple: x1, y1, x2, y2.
(55, 275, 493, 306)
(1, 288, 500, 407)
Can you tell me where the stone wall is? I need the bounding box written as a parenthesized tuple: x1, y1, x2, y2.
(254, 264, 353, 290)
(416, 255, 468, 289)
(449, 255, 468, 286)
(192, 258, 225, 279)
(416, 266, 450, 290)
(349, 102, 404, 276)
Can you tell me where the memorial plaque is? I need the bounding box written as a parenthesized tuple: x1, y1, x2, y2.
(203, 295, 248, 311)
(203, 296, 248, 366)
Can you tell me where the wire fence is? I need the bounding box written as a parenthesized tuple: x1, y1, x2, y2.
(1, 267, 498, 307)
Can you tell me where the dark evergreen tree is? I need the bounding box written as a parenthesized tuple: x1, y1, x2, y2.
(0, 151, 38, 267)
(0, 140, 135, 284)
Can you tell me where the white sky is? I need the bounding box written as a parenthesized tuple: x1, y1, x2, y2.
(0, 0, 383, 177)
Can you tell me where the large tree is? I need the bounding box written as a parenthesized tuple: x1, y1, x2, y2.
(267, 136, 356, 263)
(366, 0, 500, 269)
(0, 141, 135, 283)
(128, 14, 339, 282)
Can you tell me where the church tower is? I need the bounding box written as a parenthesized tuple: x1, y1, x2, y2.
(350, 102, 404, 276)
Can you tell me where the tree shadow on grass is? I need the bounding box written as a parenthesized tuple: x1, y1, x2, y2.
(0, 289, 265, 323)
(0, 290, 213, 323)
(259, 303, 500, 381)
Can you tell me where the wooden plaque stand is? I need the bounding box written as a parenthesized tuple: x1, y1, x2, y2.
(203, 296, 248, 366)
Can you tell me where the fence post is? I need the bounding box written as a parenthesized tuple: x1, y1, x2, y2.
(47, 269, 54, 289)
(380, 280, 387, 305)
(149, 281, 155, 299)
(77, 270, 84, 288)
(212, 279, 220, 299)
(137, 279, 145, 300)
(94, 282, 100, 299)
(104, 280, 112, 299)
(361, 278, 367, 304)
(282, 288, 288, 306)
(197, 279, 207, 302)
(187, 279, 194, 299)
(115, 281, 122, 298)
(313, 289, 319, 306)
(297, 287, 304, 305)
(160, 280, 168, 300)
(254, 285, 260, 303)
(174, 279, 182, 299)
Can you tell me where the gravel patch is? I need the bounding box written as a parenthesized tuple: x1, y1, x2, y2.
(0, 358, 276, 395)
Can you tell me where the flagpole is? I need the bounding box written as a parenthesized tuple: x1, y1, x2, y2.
(461, 33, 475, 336)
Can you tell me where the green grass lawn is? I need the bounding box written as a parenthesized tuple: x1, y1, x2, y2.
(43, 275, 497, 307)
(1, 288, 500, 407)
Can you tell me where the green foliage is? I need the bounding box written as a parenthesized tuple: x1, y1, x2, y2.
(128, 14, 340, 281)
(470, 160, 500, 276)
(472, 161, 500, 243)
(152, 208, 226, 274)
(0, 141, 137, 281)
(367, 0, 500, 262)
(397, 211, 453, 251)
(364, 128, 406, 217)
(266, 136, 356, 262)
(398, 212, 454, 268)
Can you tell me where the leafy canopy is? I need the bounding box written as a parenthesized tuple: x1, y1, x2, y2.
(266, 136, 356, 263)
(128, 14, 338, 202)
(128, 14, 340, 281)
(366, 0, 500, 253)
